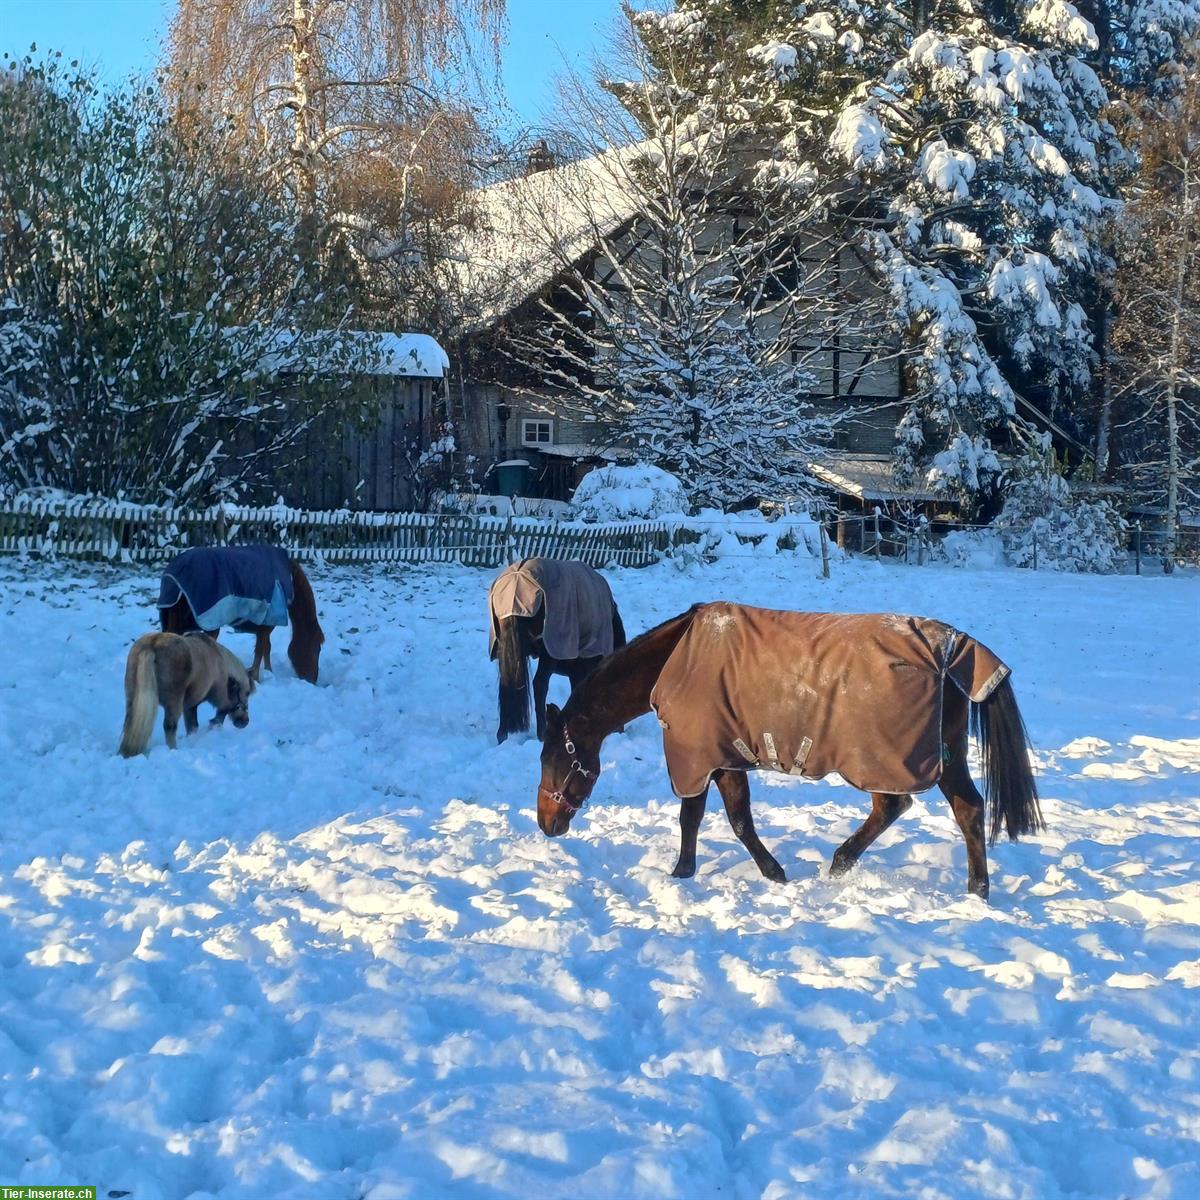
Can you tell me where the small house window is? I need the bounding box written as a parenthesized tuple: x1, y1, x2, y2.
(522, 419, 553, 446)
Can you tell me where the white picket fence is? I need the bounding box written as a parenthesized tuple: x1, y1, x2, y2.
(0, 496, 678, 569)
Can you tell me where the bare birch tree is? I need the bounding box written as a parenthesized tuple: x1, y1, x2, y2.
(1111, 43, 1200, 571)
(165, 0, 505, 308)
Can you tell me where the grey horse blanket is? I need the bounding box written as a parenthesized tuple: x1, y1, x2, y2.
(488, 558, 617, 661)
(159, 546, 294, 631)
(649, 604, 1010, 798)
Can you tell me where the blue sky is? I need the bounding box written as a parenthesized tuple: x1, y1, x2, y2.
(0, 0, 625, 129)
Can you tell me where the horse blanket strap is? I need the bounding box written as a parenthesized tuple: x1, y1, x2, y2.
(648, 604, 1011, 799)
(487, 557, 617, 662)
(158, 545, 294, 631)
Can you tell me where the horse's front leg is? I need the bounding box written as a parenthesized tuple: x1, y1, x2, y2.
(713, 769, 786, 882)
(532, 655, 554, 740)
(671, 790, 708, 878)
(184, 706, 199, 736)
(830, 792, 913, 879)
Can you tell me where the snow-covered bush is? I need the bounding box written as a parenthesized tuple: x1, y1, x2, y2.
(680, 508, 825, 562)
(997, 453, 1127, 573)
(0, 55, 369, 506)
(940, 528, 1007, 569)
(571, 463, 689, 522)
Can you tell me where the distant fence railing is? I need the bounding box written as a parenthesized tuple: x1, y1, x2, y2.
(831, 510, 1200, 572)
(0, 497, 676, 569)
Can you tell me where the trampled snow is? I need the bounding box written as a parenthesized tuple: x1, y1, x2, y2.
(0, 552, 1197, 1199)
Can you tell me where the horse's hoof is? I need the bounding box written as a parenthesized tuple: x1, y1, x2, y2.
(670, 862, 696, 879)
(968, 880, 990, 902)
(829, 853, 854, 878)
(761, 860, 787, 883)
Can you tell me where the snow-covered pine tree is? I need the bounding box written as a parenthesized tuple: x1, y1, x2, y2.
(630, 1, 1192, 502)
(496, 21, 883, 510)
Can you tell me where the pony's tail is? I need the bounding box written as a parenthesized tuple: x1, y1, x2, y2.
(496, 616, 531, 741)
(612, 603, 627, 650)
(286, 558, 324, 684)
(971, 676, 1043, 844)
(119, 642, 159, 757)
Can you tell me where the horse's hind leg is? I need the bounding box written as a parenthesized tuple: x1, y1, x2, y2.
(163, 699, 183, 750)
(184, 706, 199, 736)
(938, 762, 989, 900)
(938, 685, 989, 899)
(249, 628, 271, 682)
(714, 769, 786, 882)
(671, 789, 708, 879)
(830, 792, 913, 879)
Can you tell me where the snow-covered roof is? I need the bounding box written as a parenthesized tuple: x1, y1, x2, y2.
(806, 453, 957, 503)
(292, 331, 448, 378)
(450, 147, 646, 329)
(341, 331, 449, 377)
(534, 442, 630, 461)
(232, 328, 449, 378)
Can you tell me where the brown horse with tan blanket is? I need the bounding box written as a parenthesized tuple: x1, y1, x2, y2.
(489, 557, 626, 743)
(536, 603, 1042, 899)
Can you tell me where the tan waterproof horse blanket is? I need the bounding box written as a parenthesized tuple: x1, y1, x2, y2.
(488, 558, 617, 662)
(649, 604, 1010, 798)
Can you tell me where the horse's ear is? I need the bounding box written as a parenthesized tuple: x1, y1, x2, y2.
(545, 703, 563, 730)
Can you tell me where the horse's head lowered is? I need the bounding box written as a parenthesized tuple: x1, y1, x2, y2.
(537, 703, 602, 837)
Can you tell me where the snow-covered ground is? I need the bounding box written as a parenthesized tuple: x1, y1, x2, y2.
(0, 551, 1197, 1200)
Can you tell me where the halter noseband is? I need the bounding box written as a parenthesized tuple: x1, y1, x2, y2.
(539, 728, 594, 816)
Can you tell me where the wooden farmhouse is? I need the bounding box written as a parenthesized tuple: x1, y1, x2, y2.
(442, 142, 948, 517)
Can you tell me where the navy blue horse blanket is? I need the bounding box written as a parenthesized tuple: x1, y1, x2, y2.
(159, 546, 294, 631)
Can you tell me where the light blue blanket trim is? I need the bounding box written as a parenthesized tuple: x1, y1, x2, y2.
(169, 577, 290, 630)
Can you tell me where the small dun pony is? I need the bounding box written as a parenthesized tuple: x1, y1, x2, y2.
(119, 632, 253, 757)
(537, 603, 1043, 900)
(159, 545, 324, 684)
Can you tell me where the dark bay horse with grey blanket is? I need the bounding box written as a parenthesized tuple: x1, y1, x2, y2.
(489, 557, 626, 743)
(536, 603, 1042, 899)
(159, 545, 324, 683)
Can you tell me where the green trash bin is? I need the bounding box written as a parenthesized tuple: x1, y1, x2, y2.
(495, 459, 532, 498)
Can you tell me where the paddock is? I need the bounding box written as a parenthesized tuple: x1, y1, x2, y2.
(0, 552, 1196, 1200)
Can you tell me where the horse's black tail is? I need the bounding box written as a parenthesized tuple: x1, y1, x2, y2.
(496, 616, 531, 741)
(611, 602, 627, 650)
(971, 676, 1043, 844)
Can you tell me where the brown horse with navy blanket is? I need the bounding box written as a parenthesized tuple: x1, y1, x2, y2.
(536, 603, 1042, 900)
(159, 545, 324, 684)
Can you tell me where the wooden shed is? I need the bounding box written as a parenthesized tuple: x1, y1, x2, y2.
(264, 331, 449, 511)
